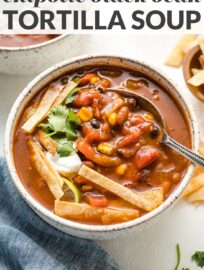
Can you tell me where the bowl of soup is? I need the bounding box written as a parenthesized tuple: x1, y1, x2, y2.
(0, 34, 86, 75)
(4, 55, 199, 239)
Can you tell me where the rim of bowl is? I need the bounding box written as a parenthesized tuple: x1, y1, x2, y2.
(4, 54, 200, 234)
(0, 34, 69, 51)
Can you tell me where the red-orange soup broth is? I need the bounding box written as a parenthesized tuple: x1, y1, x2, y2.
(0, 34, 59, 47)
(13, 66, 191, 225)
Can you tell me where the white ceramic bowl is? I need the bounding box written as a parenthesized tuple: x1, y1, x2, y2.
(0, 35, 86, 75)
(4, 55, 200, 240)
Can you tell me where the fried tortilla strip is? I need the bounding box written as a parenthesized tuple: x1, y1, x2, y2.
(28, 139, 64, 199)
(52, 81, 78, 108)
(187, 186, 204, 202)
(37, 129, 58, 155)
(188, 70, 204, 87)
(22, 84, 63, 133)
(198, 36, 204, 54)
(183, 173, 204, 197)
(78, 165, 164, 211)
(135, 188, 164, 209)
(165, 35, 197, 67)
(199, 55, 204, 69)
(165, 46, 184, 68)
(54, 201, 139, 224)
(191, 68, 202, 76)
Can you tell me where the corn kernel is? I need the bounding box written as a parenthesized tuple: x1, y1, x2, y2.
(108, 113, 117, 126)
(77, 107, 93, 122)
(116, 164, 127, 175)
(90, 76, 100, 84)
(97, 143, 115, 156)
(144, 113, 154, 121)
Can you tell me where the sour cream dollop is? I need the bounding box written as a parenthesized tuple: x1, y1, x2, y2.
(46, 152, 82, 175)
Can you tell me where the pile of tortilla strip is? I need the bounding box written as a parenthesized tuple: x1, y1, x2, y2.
(22, 80, 164, 225)
(183, 142, 204, 203)
(165, 35, 204, 87)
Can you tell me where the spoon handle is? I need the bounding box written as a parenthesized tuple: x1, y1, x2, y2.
(163, 136, 204, 168)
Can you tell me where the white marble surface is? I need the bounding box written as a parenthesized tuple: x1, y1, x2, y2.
(1, 34, 204, 270)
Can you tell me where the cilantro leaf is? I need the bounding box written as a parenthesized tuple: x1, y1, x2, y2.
(39, 105, 79, 147)
(192, 251, 204, 268)
(57, 140, 76, 157)
(65, 88, 80, 105)
(39, 123, 53, 133)
(68, 109, 81, 126)
(48, 105, 68, 133)
(66, 129, 78, 140)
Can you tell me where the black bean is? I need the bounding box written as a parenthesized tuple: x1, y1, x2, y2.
(150, 126, 160, 139)
(127, 97, 137, 111)
(61, 77, 68, 85)
(90, 119, 100, 129)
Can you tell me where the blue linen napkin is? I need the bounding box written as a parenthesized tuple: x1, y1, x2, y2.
(0, 157, 119, 270)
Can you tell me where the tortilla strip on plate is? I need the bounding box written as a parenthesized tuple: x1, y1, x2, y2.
(54, 201, 139, 224)
(78, 165, 164, 212)
(187, 186, 204, 202)
(37, 129, 58, 155)
(188, 70, 204, 87)
(183, 173, 204, 197)
(191, 68, 202, 76)
(51, 81, 78, 108)
(28, 138, 64, 199)
(165, 35, 197, 67)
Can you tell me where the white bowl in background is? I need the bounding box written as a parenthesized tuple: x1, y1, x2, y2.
(0, 35, 87, 75)
(4, 55, 200, 239)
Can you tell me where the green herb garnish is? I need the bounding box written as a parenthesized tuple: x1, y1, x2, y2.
(65, 87, 80, 105)
(68, 108, 81, 126)
(192, 251, 204, 268)
(57, 140, 76, 157)
(39, 105, 81, 157)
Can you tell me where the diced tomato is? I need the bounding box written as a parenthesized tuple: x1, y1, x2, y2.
(82, 124, 100, 143)
(100, 122, 111, 141)
(130, 115, 144, 125)
(77, 139, 120, 167)
(99, 79, 111, 88)
(125, 164, 141, 181)
(134, 146, 159, 169)
(137, 122, 152, 132)
(79, 73, 97, 86)
(74, 89, 103, 107)
(76, 139, 95, 160)
(92, 99, 102, 119)
(85, 193, 108, 208)
(117, 130, 141, 148)
(87, 131, 101, 143)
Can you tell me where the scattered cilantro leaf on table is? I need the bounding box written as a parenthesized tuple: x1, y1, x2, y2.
(192, 251, 204, 268)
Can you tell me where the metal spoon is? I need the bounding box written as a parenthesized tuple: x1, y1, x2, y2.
(108, 88, 204, 168)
